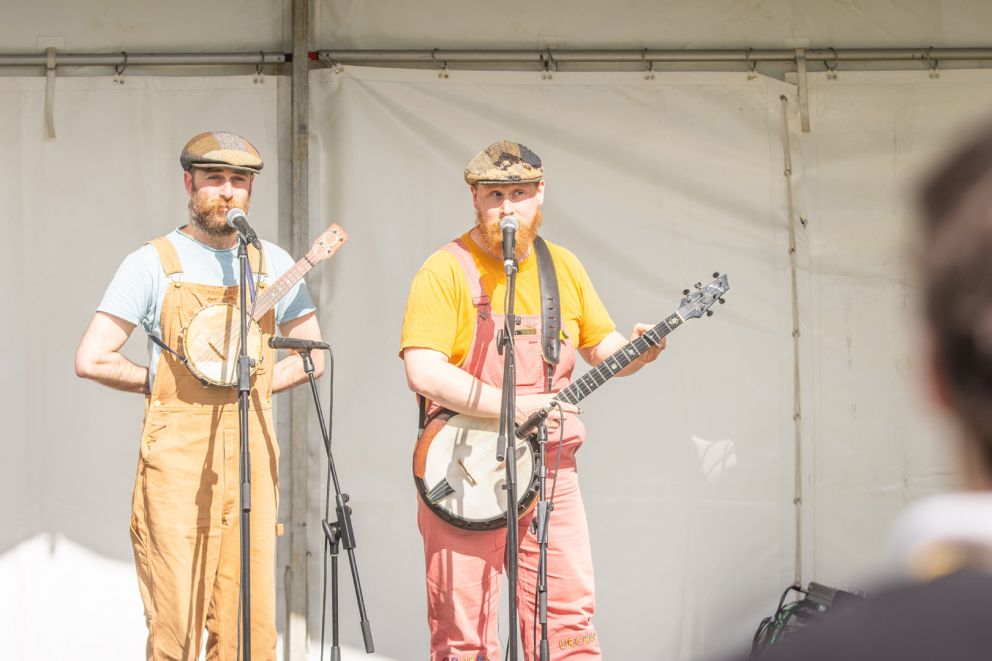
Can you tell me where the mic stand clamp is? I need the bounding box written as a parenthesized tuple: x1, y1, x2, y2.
(297, 349, 374, 658)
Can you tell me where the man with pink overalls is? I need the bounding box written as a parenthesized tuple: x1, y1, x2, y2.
(401, 140, 666, 660)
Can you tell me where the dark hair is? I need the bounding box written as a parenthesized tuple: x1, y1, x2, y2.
(920, 122, 992, 468)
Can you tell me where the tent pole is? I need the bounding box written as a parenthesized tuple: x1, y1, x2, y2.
(286, 0, 312, 659)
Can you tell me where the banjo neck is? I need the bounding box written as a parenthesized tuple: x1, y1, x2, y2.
(250, 223, 348, 321)
(252, 256, 313, 321)
(518, 274, 730, 434)
(553, 315, 680, 407)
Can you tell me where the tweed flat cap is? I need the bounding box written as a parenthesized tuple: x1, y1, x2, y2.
(180, 131, 264, 174)
(464, 140, 543, 185)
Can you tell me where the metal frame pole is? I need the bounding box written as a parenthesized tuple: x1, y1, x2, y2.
(286, 0, 312, 660)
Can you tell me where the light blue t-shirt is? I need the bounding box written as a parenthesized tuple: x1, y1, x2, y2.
(98, 228, 316, 389)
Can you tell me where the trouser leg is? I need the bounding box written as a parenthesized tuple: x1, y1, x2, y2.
(516, 467, 601, 660)
(205, 420, 280, 661)
(131, 417, 223, 661)
(419, 498, 511, 661)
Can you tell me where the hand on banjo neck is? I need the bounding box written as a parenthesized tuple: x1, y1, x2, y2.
(515, 393, 579, 436)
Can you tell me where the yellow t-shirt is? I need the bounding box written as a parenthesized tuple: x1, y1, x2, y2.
(400, 231, 615, 367)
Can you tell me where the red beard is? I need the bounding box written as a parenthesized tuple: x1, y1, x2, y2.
(475, 208, 543, 262)
(188, 191, 249, 237)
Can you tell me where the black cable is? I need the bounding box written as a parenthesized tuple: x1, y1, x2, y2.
(531, 403, 566, 659)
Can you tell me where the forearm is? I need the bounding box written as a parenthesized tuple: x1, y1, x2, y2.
(409, 359, 504, 417)
(271, 350, 325, 393)
(76, 352, 149, 394)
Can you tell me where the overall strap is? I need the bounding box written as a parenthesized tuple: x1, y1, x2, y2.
(145, 236, 208, 385)
(533, 236, 562, 377)
(148, 236, 183, 277)
(444, 239, 490, 316)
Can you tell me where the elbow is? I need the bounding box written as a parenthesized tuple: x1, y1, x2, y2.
(74, 349, 94, 380)
(405, 366, 431, 398)
(406, 372, 423, 396)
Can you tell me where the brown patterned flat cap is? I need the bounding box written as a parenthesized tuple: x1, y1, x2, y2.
(180, 131, 264, 174)
(464, 140, 543, 185)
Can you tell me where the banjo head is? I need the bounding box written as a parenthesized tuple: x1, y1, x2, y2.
(182, 302, 264, 386)
(417, 413, 538, 531)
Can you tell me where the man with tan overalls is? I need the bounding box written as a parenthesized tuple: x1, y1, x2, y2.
(401, 140, 665, 659)
(75, 131, 324, 660)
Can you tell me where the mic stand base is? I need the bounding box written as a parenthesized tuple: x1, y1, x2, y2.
(299, 350, 375, 657)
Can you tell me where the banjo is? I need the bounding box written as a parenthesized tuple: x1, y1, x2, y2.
(413, 273, 730, 531)
(181, 224, 347, 386)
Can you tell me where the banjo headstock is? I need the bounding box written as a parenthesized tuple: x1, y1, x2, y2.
(305, 224, 349, 264)
(676, 273, 730, 321)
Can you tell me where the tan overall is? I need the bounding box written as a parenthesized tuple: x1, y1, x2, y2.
(131, 237, 280, 661)
(418, 239, 602, 660)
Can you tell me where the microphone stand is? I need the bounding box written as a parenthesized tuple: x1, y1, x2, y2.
(296, 348, 374, 660)
(497, 253, 520, 661)
(236, 233, 255, 660)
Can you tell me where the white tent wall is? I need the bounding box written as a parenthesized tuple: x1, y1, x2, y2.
(5, 1, 992, 60)
(320, 0, 992, 51)
(796, 70, 992, 587)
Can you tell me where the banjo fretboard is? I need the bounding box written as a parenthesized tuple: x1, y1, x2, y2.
(553, 314, 682, 407)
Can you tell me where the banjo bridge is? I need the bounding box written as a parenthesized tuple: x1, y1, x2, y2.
(456, 458, 479, 486)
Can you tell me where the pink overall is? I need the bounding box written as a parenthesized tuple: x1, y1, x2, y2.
(417, 240, 602, 660)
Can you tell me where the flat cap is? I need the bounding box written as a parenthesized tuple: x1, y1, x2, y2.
(464, 140, 543, 185)
(180, 131, 263, 174)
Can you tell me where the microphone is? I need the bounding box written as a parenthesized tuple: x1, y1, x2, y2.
(268, 336, 330, 351)
(516, 404, 552, 438)
(500, 215, 518, 274)
(226, 208, 262, 250)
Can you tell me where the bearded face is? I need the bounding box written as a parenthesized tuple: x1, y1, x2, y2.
(475, 207, 543, 262)
(471, 181, 545, 261)
(187, 169, 251, 238)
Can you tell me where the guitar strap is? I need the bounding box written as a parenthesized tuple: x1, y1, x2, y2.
(533, 236, 561, 391)
(147, 333, 210, 387)
(417, 394, 427, 440)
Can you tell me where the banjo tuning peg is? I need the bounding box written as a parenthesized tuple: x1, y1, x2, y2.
(682, 289, 690, 296)
(706, 310, 714, 317)
(713, 272, 720, 278)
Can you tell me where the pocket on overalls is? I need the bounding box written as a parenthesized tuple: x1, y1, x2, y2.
(139, 416, 172, 462)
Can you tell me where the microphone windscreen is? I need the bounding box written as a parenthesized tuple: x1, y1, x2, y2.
(226, 207, 247, 227)
(499, 215, 518, 231)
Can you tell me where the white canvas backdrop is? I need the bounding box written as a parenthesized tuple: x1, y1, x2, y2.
(4, 65, 992, 661)
(309, 67, 800, 660)
(796, 69, 992, 587)
(0, 75, 283, 660)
